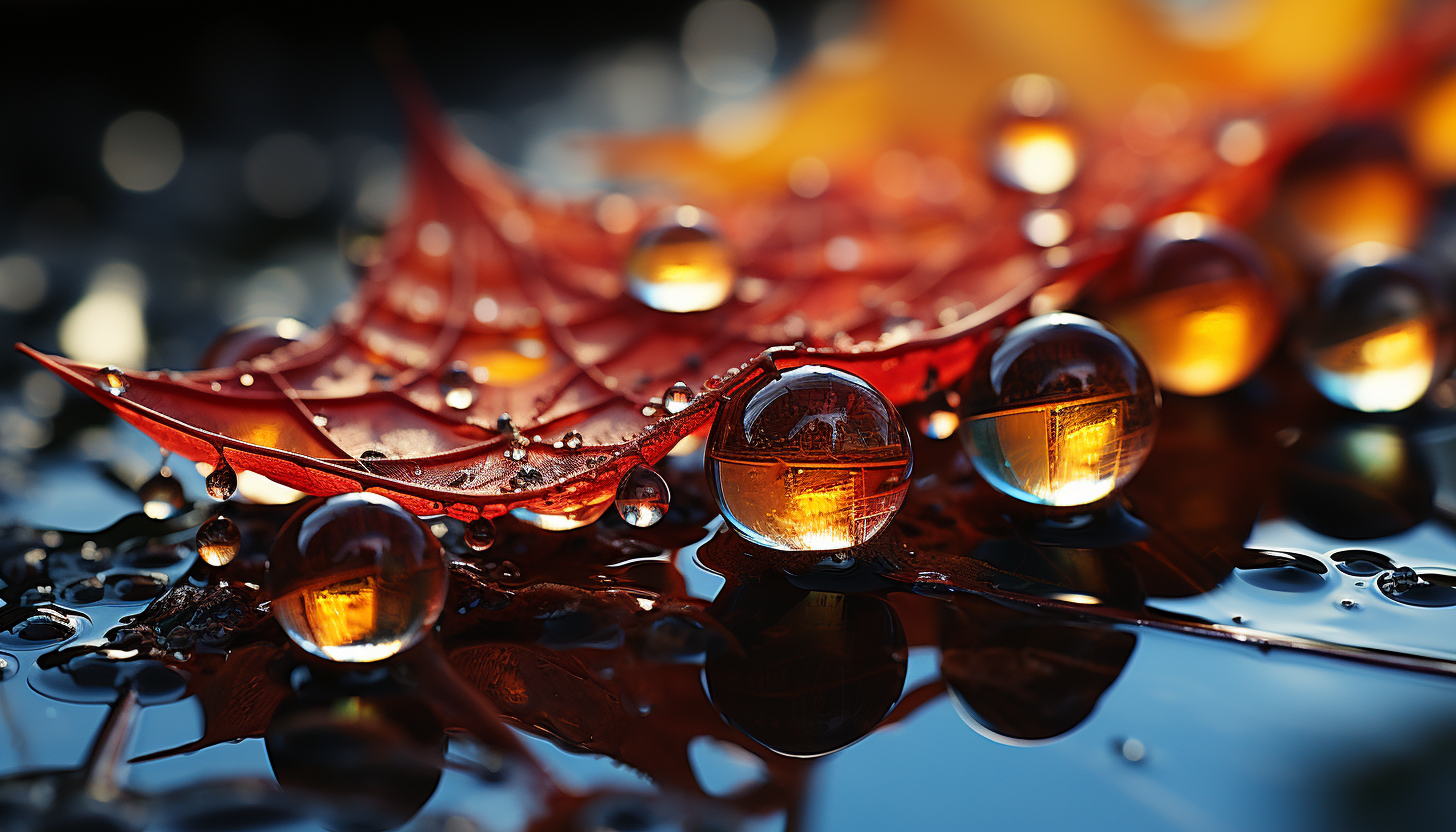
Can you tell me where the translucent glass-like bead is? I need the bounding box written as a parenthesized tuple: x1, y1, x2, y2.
(991, 74, 1079, 195)
(959, 313, 1159, 506)
(706, 365, 912, 551)
(139, 469, 186, 519)
(1298, 248, 1445, 412)
(196, 515, 241, 567)
(615, 464, 670, 527)
(625, 209, 734, 313)
(267, 493, 448, 662)
(1107, 213, 1283, 396)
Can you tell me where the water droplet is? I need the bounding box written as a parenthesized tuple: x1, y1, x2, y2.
(506, 446, 527, 462)
(497, 413, 515, 435)
(918, 409, 960, 440)
(1331, 549, 1397, 576)
(663, 381, 693, 414)
(707, 365, 911, 550)
(196, 515, 241, 567)
(615, 465, 670, 527)
(1106, 213, 1283, 396)
(509, 465, 545, 491)
(1340, 598, 1358, 609)
(95, 366, 128, 396)
(625, 213, 735, 313)
(992, 74, 1079, 194)
(1298, 251, 1445, 412)
(360, 449, 387, 461)
(0, 653, 17, 681)
(0, 607, 83, 648)
(206, 457, 237, 501)
(641, 405, 658, 417)
(958, 313, 1159, 506)
(705, 374, 724, 390)
(563, 430, 584, 450)
(1376, 566, 1456, 607)
(463, 517, 496, 552)
(267, 493, 449, 662)
(139, 469, 186, 519)
(440, 362, 477, 410)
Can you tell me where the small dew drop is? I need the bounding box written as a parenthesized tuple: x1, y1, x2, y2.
(642, 405, 659, 417)
(564, 430, 584, 450)
(507, 446, 527, 462)
(239, 373, 254, 387)
(464, 517, 496, 552)
(1340, 598, 1358, 609)
(205, 458, 237, 501)
(95, 366, 129, 396)
(440, 362, 477, 410)
(663, 381, 693, 414)
(360, 449, 386, 462)
(615, 464, 670, 528)
(196, 516, 241, 567)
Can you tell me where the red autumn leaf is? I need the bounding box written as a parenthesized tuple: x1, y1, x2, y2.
(16, 7, 1455, 522)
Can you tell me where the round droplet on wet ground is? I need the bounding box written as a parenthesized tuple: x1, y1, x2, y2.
(0, 607, 84, 649)
(94, 366, 129, 396)
(1297, 249, 1448, 412)
(139, 469, 187, 519)
(1235, 550, 1330, 592)
(1377, 566, 1456, 607)
(1107, 212, 1283, 396)
(1331, 549, 1397, 576)
(958, 313, 1159, 507)
(707, 365, 912, 551)
(197, 515, 242, 567)
(625, 210, 735, 313)
(663, 381, 693, 414)
(206, 458, 238, 501)
(0, 652, 17, 681)
(439, 362, 477, 410)
(267, 493, 449, 662)
(616, 465, 670, 528)
(464, 517, 496, 552)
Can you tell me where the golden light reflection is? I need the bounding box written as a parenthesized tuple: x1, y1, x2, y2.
(712, 460, 908, 551)
(625, 231, 736, 313)
(995, 120, 1079, 195)
(1310, 316, 1437, 412)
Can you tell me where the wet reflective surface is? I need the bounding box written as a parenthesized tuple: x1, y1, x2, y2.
(10, 357, 1456, 831)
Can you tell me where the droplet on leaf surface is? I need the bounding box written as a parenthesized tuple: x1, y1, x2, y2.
(625, 212, 735, 313)
(267, 493, 449, 662)
(94, 366, 128, 396)
(959, 313, 1159, 507)
(439, 362, 477, 410)
(463, 517, 496, 552)
(991, 74, 1079, 195)
(707, 365, 912, 551)
(663, 381, 694, 414)
(616, 464, 670, 528)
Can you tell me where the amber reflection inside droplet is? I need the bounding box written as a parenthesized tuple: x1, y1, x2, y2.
(959, 314, 1159, 506)
(625, 216, 734, 313)
(994, 120, 1079, 196)
(196, 515, 242, 567)
(1299, 252, 1444, 412)
(1108, 213, 1282, 396)
(707, 365, 912, 551)
(267, 493, 448, 662)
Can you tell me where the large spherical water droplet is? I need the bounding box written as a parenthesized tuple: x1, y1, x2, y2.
(707, 365, 912, 551)
(958, 313, 1159, 507)
(267, 493, 449, 662)
(139, 469, 186, 519)
(439, 362, 477, 411)
(206, 457, 238, 501)
(463, 517, 496, 552)
(95, 366, 129, 396)
(615, 465, 670, 528)
(625, 210, 734, 313)
(991, 74, 1079, 195)
(663, 381, 693, 414)
(1297, 249, 1446, 412)
(1108, 212, 1283, 396)
(196, 515, 241, 567)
